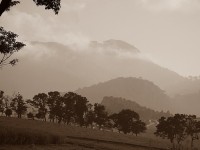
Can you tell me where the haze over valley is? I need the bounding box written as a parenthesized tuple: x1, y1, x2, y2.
(2, 1, 200, 149)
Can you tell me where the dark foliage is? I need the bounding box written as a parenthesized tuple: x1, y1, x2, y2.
(10, 93, 27, 118)
(5, 108, 12, 117)
(0, 27, 25, 68)
(94, 103, 108, 129)
(27, 112, 34, 120)
(33, 0, 61, 14)
(0, 0, 61, 16)
(155, 114, 200, 149)
(27, 93, 48, 121)
(109, 109, 146, 135)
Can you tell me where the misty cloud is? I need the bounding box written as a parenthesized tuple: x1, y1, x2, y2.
(0, 0, 90, 48)
(138, 0, 200, 12)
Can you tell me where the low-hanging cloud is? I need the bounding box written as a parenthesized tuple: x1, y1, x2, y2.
(138, 0, 200, 12)
(0, 0, 90, 49)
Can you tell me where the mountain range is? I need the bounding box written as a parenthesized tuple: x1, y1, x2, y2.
(1, 39, 200, 115)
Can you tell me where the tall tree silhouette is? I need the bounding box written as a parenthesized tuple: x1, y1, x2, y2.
(0, 27, 25, 68)
(0, 90, 4, 115)
(62, 92, 76, 125)
(27, 93, 48, 121)
(10, 93, 27, 118)
(84, 103, 95, 128)
(74, 93, 88, 126)
(47, 91, 60, 122)
(185, 115, 200, 149)
(94, 103, 108, 129)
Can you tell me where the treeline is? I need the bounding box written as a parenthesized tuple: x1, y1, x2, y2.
(0, 90, 146, 136)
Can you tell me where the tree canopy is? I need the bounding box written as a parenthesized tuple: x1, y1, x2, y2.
(0, 0, 61, 16)
(0, 0, 61, 68)
(0, 27, 25, 68)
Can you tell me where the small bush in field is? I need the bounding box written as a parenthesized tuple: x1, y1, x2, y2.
(27, 112, 34, 120)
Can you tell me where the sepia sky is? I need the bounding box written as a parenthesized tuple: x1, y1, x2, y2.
(1, 0, 200, 76)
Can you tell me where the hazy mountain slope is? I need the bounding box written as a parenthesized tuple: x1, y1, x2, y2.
(170, 92, 200, 116)
(101, 96, 171, 121)
(0, 39, 186, 98)
(166, 79, 200, 96)
(76, 77, 171, 111)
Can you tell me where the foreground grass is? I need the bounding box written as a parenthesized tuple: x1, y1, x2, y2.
(0, 117, 170, 149)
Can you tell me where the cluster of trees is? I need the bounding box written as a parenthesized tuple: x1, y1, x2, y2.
(155, 114, 200, 150)
(0, 90, 146, 136)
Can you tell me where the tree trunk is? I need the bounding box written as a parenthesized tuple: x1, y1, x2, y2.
(191, 137, 194, 150)
(0, 0, 11, 16)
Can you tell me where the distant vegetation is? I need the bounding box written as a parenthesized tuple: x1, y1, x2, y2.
(101, 96, 171, 122)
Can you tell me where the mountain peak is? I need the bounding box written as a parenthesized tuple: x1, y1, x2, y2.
(90, 39, 140, 53)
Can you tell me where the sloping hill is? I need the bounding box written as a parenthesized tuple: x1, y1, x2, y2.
(171, 92, 200, 116)
(0, 117, 169, 150)
(0, 39, 185, 98)
(101, 96, 171, 122)
(76, 77, 171, 111)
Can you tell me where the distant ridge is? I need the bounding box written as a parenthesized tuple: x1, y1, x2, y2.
(76, 77, 171, 111)
(90, 39, 140, 53)
(101, 96, 171, 121)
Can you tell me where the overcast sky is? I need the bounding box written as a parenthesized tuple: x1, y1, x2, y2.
(1, 0, 200, 76)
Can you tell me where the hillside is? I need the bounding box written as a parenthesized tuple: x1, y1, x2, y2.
(101, 96, 171, 122)
(76, 77, 171, 111)
(0, 117, 169, 150)
(0, 39, 185, 98)
(171, 92, 200, 116)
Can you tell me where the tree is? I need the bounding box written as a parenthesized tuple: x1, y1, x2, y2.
(47, 91, 60, 122)
(84, 104, 95, 128)
(53, 95, 63, 124)
(131, 120, 146, 136)
(0, 90, 5, 115)
(94, 103, 108, 129)
(27, 93, 48, 121)
(185, 115, 200, 149)
(0, 0, 61, 17)
(5, 108, 12, 117)
(62, 92, 76, 125)
(27, 112, 34, 120)
(73, 93, 88, 126)
(2, 94, 12, 117)
(10, 93, 27, 118)
(0, 27, 25, 68)
(114, 109, 139, 134)
(155, 114, 187, 149)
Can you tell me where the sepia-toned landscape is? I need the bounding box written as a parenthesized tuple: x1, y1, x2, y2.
(1, 0, 200, 150)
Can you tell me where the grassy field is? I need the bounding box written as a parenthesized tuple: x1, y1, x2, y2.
(0, 117, 173, 150)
